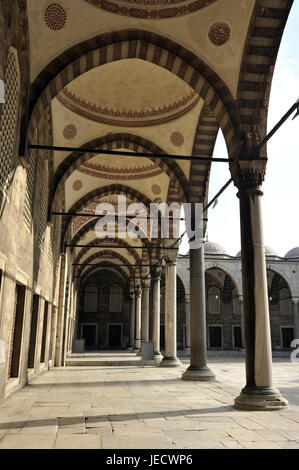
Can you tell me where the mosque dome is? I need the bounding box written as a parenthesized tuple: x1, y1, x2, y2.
(284, 247, 299, 259)
(236, 246, 279, 258)
(204, 241, 229, 257)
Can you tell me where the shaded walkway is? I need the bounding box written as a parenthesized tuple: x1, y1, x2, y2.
(0, 358, 298, 449)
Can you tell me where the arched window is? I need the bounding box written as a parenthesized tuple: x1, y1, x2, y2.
(280, 288, 292, 315)
(0, 48, 20, 193)
(84, 284, 98, 312)
(208, 287, 220, 314)
(109, 284, 122, 313)
(232, 288, 239, 314)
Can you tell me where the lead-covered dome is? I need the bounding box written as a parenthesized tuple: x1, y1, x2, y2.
(284, 247, 299, 259)
(204, 241, 229, 257)
(236, 246, 279, 259)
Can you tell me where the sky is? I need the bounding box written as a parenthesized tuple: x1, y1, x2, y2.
(180, 2, 299, 257)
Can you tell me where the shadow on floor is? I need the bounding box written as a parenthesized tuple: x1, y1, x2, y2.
(0, 405, 235, 430)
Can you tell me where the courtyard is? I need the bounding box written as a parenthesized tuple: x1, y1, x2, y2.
(0, 356, 298, 449)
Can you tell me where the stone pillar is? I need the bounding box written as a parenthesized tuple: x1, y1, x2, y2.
(128, 291, 135, 350)
(55, 254, 67, 367)
(233, 164, 287, 410)
(184, 294, 190, 351)
(152, 267, 163, 363)
(292, 300, 299, 340)
(141, 276, 151, 343)
(160, 257, 181, 367)
(134, 286, 142, 351)
(182, 244, 215, 381)
(239, 296, 245, 348)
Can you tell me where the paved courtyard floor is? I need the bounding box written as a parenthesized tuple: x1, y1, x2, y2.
(0, 357, 298, 449)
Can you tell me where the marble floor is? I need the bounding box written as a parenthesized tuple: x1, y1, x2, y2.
(0, 357, 298, 449)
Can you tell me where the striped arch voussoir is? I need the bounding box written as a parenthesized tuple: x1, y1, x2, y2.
(28, 30, 237, 160)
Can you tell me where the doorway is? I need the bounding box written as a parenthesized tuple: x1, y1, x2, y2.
(233, 326, 243, 349)
(28, 294, 39, 369)
(8, 284, 26, 379)
(208, 325, 223, 349)
(108, 324, 122, 349)
(281, 327, 294, 348)
(81, 323, 97, 349)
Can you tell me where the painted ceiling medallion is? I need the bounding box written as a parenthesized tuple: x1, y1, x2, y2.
(58, 88, 200, 128)
(151, 184, 162, 195)
(208, 22, 231, 46)
(170, 131, 184, 147)
(44, 3, 67, 30)
(84, 0, 218, 19)
(72, 180, 83, 191)
(63, 124, 77, 140)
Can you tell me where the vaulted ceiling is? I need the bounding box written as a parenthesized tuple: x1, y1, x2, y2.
(24, 0, 293, 285)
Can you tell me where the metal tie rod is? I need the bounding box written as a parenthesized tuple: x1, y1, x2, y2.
(73, 263, 153, 267)
(52, 211, 203, 221)
(65, 244, 175, 250)
(29, 144, 267, 164)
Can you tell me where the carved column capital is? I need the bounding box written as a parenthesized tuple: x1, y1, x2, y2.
(135, 285, 142, 298)
(231, 159, 267, 193)
(142, 277, 151, 289)
(152, 266, 162, 281)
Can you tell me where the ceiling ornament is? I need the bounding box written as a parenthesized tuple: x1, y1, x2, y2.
(170, 131, 184, 147)
(208, 22, 231, 46)
(83, 0, 218, 19)
(72, 180, 83, 191)
(57, 88, 200, 128)
(63, 124, 77, 140)
(151, 184, 162, 195)
(78, 162, 163, 180)
(44, 3, 67, 30)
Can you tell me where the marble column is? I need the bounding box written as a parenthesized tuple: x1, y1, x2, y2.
(134, 286, 142, 351)
(184, 293, 190, 351)
(292, 300, 299, 340)
(182, 244, 215, 381)
(234, 167, 287, 410)
(152, 267, 163, 363)
(239, 296, 245, 349)
(128, 291, 135, 350)
(141, 276, 151, 343)
(160, 258, 181, 367)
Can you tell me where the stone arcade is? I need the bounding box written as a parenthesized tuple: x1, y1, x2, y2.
(0, 0, 296, 431)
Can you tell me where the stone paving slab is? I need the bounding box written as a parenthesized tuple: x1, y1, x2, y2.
(0, 357, 298, 449)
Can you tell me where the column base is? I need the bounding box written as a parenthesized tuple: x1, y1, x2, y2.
(154, 352, 163, 365)
(159, 357, 182, 367)
(234, 386, 288, 411)
(182, 365, 215, 381)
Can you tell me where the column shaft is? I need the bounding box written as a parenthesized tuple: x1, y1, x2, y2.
(185, 295, 190, 350)
(141, 283, 150, 342)
(160, 261, 181, 367)
(234, 186, 287, 410)
(182, 245, 215, 380)
(134, 288, 142, 351)
(128, 293, 135, 349)
(152, 269, 162, 363)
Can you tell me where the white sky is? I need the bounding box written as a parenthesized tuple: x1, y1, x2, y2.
(180, 3, 299, 257)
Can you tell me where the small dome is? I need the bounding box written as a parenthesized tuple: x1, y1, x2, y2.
(265, 246, 278, 258)
(285, 247, 299, 259)
(236, 246, 279, 258)
(204, 241, 229, 257)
